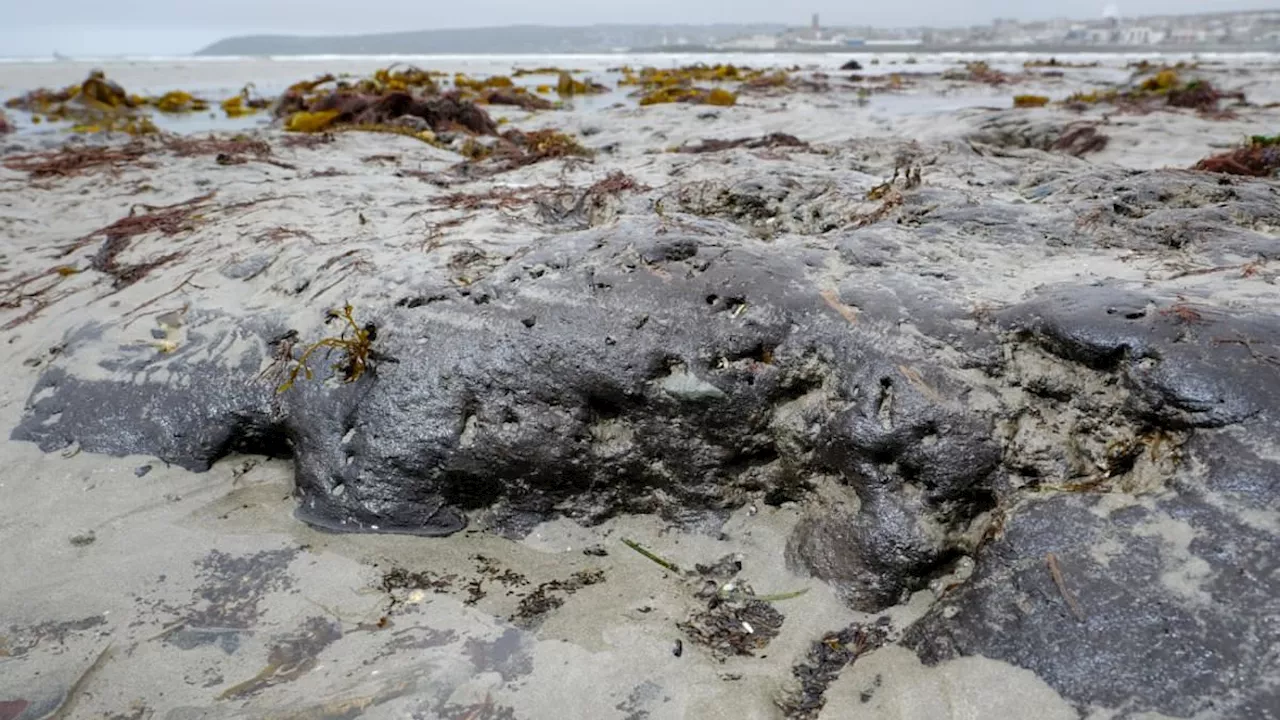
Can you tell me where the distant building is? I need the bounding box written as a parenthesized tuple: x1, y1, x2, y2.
(1120, 26, 1165, 44)
(717, 34, 781, 50)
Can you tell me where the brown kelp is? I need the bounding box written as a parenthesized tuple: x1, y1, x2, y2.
(221, 84, 271, 118)
(277, 65, 500, 141)
(555, 72, 609, 98)
(942, 61, 1012, 85)
(673, 133, 809, 154)
(277, 304, 379, 392)
(3, 142, 152, 179)
(1194, 135, 1280, 177)
(639, 87, 737, 107)
(1066, 69, 1244, 115)
(618, 63, 773, 106)
(1013, 94, 1051, 108)
(4, 70, 213, 135)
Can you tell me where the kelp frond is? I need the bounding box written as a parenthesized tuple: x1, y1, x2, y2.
(278, 304, 378, 393)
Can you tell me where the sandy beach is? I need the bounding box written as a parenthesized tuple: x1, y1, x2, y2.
(2, 54, 1279, 719)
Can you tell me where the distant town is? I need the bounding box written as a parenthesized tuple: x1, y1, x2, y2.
(715, 8, 1280, 50)
(196, 9, 1280, 56)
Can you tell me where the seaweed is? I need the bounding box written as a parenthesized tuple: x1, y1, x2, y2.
(1067, 70, 1244, 115)
(453, 128, 594, 175)
(221, 84, 271, 118)
(433, 184, 556, 211)
(777, 624, 888, 719)
(740, 71, 795, 91)
(512, 66, 586, 77)
(281, 133, 335, 149)
(218, 618, 342, 700)
(165, 134, 273, 160)
(554, 72, 609, 98)
(618, 63, 766, 88)
(677, 594, 784, 659)
(1194, 135, 1280, 177)
(1013, 94, 1050, 108)
(1024, 58, 1099, 68)
(587, 170, 648, 194)
(622, 538, 681, 573)
(453, 73, 515, 92)
(282, 91, 497, 138)
(62, 192, 214, 290)
(286, 110, 342, 133)
(510, 570, 605, 627)
(4, 71, 206, 135)
(673, 132, 808, 154)
(1051, 124, 1109, 157)
(277, 304, 378, 392)
(480, 88, 555, 111)
(512, 128, 593, 159)
(0, 109, 11, 134)
(639, 86, 737, 107)
(942, 61, 1010, 85)
(149, 91, 209, 113)
(3, 142, 152, 179)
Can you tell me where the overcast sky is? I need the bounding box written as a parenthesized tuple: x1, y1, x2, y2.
(0, 0, 1270, 56)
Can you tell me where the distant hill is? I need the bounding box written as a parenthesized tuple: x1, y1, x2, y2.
(195, 24, 789, 56)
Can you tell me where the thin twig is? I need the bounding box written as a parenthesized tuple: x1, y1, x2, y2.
(122, 271, 203, 325)
(48, 643, 113, 719)
(723, 587, 810, 603)
(1046, 553, 1085, 622)
(621, 538, 682, 574)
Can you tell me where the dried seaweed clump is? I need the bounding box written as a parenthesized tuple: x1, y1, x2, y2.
(1052, 123, 1110, 157)
(0, 109, 13, 134)
(447, 73, 568, 110)
(777, 624, 888, 720)
(619, 63, 763, 106)
(1066, 69, 1244, 114)
(1024, 58, 1099, 68)
(942, 61, 1011, 85)
(1129, 59, 1199, 74)
(512, 66, 586, 77)
(640, 87, 737, 107)
(479, 88, 555, 111)
(3, 70, 213, 135)
(479, 128, 594, 170)
(221, 84, 272, 118)
(149, 91, 209, 113)
(1013, 94, 1050, 108)
(677, 593, 784, 659)
(280, 83, 497, 142)
(276, 66, 484, 138)
(673, 132, 809, 154)
(555, 72, 609, 98)
(1194, 134, 1280, 177)
(278, 304, 379, 392)
(618, 63, 766, 87)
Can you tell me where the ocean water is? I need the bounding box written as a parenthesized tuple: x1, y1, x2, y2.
(2, 51, 1277, 136)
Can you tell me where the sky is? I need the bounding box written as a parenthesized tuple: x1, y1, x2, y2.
(0, 0, 1271, 56)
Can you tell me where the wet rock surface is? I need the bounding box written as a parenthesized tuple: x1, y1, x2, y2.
(904, 284, 1280, 718)
(8, 120, 1280, 716)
